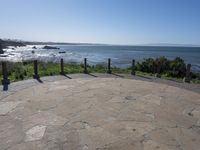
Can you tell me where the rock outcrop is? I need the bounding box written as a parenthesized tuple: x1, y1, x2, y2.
(0, 42, 4, 54)
(0, 39, 26, 49)
(43, 45, 60, 50)
(32, 46, 37, 49)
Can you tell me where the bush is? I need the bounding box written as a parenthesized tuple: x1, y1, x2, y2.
(136, 57, 186, 78)
(136, 58, 155, 73)
(14, 65, 25, 80)
(168, 57, 186, 77)
(155, 56, 170, 73)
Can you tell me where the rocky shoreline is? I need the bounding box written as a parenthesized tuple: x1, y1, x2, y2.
(0, 39, 26, 49)
(0, 39, 60, 58)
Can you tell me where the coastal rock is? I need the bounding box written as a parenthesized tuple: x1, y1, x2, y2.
(59, 51, 66, 54)
(0, 54, 8, 57)
(43, 45, 60, 50)
(0, 39, 26, 48)
(0, 42, 4, 54)
(32, 46, 37, 49)
(0, 50, 4, 54)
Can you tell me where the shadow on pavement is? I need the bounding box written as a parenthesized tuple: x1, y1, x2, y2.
(87, 73, 98, 78)
(111, 73, 124, 78)
(63, 74, 72, 79)
(36, 78, 43, 83)
(137, 75, 152, 80)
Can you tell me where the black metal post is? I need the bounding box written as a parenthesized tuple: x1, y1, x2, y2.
(155, 62, 161, 78)
(183, 64, 191, 83)
(1, 62, 10, 85)
(131, 59, 135, 75)
(84, 58, 88, 74)
(107, 58, 112, 74)
(60, 58, 65, 75)
(33, 60, 39, 79)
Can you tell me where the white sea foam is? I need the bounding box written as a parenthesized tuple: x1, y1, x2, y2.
(1, 45, 200, 72)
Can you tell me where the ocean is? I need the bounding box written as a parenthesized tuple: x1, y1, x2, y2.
(2, 45, 200, 72)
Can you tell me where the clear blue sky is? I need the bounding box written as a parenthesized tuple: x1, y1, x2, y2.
(0, 0, 200, 45)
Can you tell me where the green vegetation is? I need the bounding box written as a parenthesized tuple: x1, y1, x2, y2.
(135, 57, 200, 83)
(136, 56, 187, 78)
(0, 57, 200, 84)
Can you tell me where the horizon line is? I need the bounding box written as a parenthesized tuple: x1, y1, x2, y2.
(1, 38, 200, 48)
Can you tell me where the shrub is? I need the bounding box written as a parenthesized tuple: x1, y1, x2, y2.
(168, 57, 186, 77)
(14, 65, 25, 80)
(136, 57, 186, 78)
(136, 58, 155, 73)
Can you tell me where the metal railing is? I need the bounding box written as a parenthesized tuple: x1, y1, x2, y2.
(1, 58, 191, 91)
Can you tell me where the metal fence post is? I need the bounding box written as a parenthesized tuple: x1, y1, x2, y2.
(83, 58, 88, 74)
(131, 59, 135, 75)
(1, 62, 10, 85)
(33, 60, 39, 79)
(107, 58, 112, 74)
(155, 61, 161, 78)
(183, 64, 191, 83)
(60, 58, 65, 75)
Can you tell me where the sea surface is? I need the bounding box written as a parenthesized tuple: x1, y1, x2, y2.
(1, 45, 200, 72)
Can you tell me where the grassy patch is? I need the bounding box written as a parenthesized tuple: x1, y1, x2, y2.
(191, 79, 200, 84)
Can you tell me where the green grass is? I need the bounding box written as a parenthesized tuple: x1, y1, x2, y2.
(191, 79, 200, 84)
(0, 61, 200, 84)
(161, 73, 184, 82)
(135, 71, 154, 77)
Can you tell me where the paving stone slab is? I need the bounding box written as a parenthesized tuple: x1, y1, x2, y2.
(0, 76, 200, 150)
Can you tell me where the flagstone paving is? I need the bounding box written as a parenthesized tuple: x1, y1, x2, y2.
(0, 76, 200, 150)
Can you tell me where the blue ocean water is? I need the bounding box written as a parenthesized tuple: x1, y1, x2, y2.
(3, 45, 200, 72)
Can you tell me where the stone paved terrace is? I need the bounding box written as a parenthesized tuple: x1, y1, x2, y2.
(0, 73, 200, 150)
